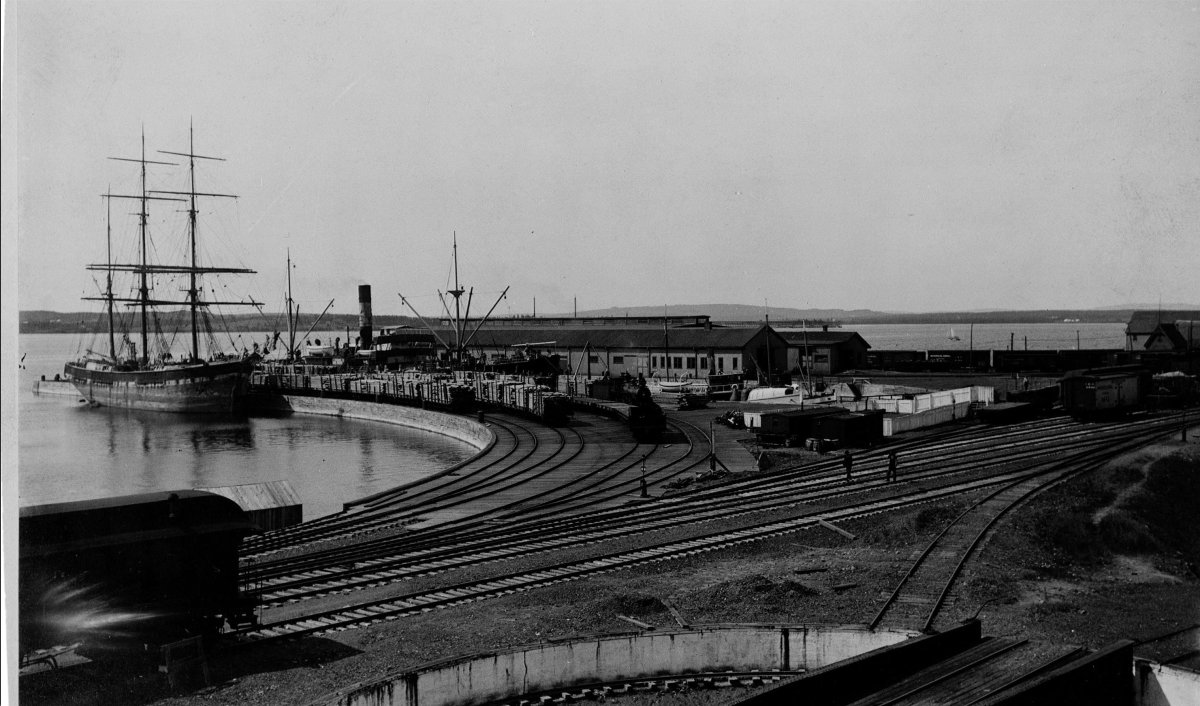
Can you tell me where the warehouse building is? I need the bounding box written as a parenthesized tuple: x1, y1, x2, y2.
(435, 322, 790, 381)
(779, 330, 872, 375)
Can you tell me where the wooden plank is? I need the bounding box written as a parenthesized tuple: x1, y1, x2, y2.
(616, 615, 655, 630)
(818, 519, 857, 540)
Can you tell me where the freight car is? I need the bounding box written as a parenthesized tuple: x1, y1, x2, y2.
(20, 490, 259, 657)
(1058, 365, 1152, 417)
(754, 408, 841, 445)
(629, 383, 667, 441)
(541, 392, 574, 426)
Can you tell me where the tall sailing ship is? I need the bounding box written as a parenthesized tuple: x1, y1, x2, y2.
(65, 127, 262, 413)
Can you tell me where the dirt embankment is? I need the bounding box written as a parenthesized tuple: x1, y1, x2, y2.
(959, 434, 1200, 647)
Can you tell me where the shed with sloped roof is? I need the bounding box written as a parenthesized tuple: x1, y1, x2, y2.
(439, 324, 789, 381)
(778, 330, 872, 375)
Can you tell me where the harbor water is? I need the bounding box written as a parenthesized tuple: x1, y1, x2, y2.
(17, 333, 475, 518)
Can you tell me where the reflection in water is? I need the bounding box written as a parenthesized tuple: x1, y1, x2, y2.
(360, 432, 376, 485)
(22, 396, 473, 518)
(189, 424, 255, 452)
(19, 333, 475, 518)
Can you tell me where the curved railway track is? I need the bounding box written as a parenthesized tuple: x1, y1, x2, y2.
(241, 412, 1170, 593)
(228, 411, 1190, 645)
(868, 424, 1183, 632)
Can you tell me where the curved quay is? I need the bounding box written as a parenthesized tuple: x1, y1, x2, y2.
(240, 391, 690, 558)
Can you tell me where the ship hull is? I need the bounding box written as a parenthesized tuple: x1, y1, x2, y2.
(64, 359, 254, 414)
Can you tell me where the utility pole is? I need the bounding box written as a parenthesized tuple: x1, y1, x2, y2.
(640, 455, 649, 498)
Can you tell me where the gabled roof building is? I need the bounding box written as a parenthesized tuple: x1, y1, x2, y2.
(778, 330, 872, 375)
(1125, 311, 1200, 350)
(434, 323, 790, 381)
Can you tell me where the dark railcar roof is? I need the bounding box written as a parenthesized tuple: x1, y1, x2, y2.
(20, 489, 253, 557)
(1059, 365, 1150, 382)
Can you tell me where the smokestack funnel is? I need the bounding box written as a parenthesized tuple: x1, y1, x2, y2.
(358, 285, 373, 349)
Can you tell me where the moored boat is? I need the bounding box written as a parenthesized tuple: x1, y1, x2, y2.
(65, 126, 261, 413)
(66, 356, 256, 413)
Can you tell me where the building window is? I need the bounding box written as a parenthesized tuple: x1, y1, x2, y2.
(685, 356, 696, 368)
(612, 355, 624, 364)
(652, 355, 658, 367)
(588, 355, 600, 364)
(718, 356, 724, 371)
(732, 357, 739, 370)
(673, 356, 683, 368)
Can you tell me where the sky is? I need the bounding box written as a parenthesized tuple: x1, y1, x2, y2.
(4, 1, 1200, 318)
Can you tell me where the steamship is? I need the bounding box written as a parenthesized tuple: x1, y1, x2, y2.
(65, 127, 261, 414)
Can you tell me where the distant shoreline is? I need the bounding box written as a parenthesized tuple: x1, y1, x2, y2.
(17, 308, 1162, 335)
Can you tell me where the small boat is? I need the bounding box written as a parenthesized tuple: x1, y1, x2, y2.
(947, 328, 961, 341)
(656, 380, 693, 394)
(65, 127, 261, 413)
(745, 386, 804, 403)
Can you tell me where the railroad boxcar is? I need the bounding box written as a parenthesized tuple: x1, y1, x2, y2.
(755, 408, 841, 445)
(19, 490, 259, 656)
(1006, 384, 1059, 412)
(811, 410, 885, 448)
(976, 401, 1037, 424)
(1059, 365, 1152, 417)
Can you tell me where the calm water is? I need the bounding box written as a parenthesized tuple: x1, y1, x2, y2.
(17, 333, 474, 518)
(791, 322, 1128, 351)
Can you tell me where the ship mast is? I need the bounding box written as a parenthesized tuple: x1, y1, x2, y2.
(157, 122, 236, 361)
(155, 122, 260, 361)
(105, 187, 116, 361)
(398, 234, 508, 366)
(99, 129, 180, 367)
(448, 232, 466, 363)
(286, 248, 296, 360)
(89, 126, 260, 364)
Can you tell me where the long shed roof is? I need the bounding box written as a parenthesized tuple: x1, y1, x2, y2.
(778, 330, 872, 348)
(442, 325, 780, 350)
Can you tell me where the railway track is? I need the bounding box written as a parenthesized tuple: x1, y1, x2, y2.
(241, 410, 704, 559)
(230, 412, 1188, 644)
(240, 413, 1170, 598)
(867, 425, 1182, 632)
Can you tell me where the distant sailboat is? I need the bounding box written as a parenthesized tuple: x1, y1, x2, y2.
(947, 327, 961, 341)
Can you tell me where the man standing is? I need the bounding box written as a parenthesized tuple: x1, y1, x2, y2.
(843, 449, 853, 484)
(887, 451, 898, 482)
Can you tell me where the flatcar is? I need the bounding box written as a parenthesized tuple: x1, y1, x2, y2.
(1058, 365, 1152, 417)
(20, 490, 259, 656)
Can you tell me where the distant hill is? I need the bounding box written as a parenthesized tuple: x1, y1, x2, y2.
(18, 310, 422, 335)
(562, 304, 1156, 325)
(560, 304, 869, 323)
(19, 304, 1196, 334)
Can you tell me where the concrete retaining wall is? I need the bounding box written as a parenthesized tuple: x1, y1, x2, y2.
(1136, 661, 1200, 706)
(320, 624, 914, 706)
(270, 394, 494, 451)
